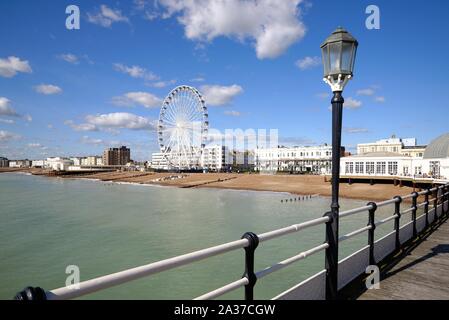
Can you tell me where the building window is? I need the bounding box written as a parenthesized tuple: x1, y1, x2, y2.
(355, 162, 364, 174)
(403, 166, 409, 175)
(415, 166, 422, 175)
(345, 162, 354, 174)
(376, 162, 386, 175)
(365, 162, 375, 174)
(388, 161, 398, 175)
(430, 161, 440, 177)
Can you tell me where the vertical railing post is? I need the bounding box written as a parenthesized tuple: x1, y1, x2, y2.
(445, 185, 449, 215)
(443, 186, 447, 216)
(433, 188, 438, 223)
(367, 202, 377, 265)
(324, 211, 338, 300)
(241, 232, 259, 301)
(394, 196, 402, 251)
(438, 186, 444, 220)
(424, 189, 430, 228)
(411, 192, 418, 238)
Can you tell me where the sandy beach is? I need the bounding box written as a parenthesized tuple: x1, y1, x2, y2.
(0, 168, 419, 201)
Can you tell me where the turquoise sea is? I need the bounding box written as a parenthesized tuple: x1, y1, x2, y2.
(0, 173, 401, 299)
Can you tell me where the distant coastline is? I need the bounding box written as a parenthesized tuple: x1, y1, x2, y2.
(0, 167, 418, 201)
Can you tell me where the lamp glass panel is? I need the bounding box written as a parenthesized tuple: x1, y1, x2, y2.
(329, 42, 342, 74)
(351, 45, 357, 72)
(341, 42, 353, 73)
(321, 46, 330, 76)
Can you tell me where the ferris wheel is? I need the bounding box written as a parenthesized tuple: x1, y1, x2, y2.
(157, 85, 208, 169)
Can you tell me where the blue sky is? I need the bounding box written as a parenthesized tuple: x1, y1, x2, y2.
(1, 0, 448, 160)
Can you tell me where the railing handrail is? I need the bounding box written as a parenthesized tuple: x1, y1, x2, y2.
(21, 182, 449, 301)
(46, 213, 331, 300)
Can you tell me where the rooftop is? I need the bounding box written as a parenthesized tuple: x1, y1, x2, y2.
(423, 133, 449, 159)
(348, 151, 406, 158)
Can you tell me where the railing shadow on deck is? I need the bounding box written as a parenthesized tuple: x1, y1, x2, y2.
(339, 214, 449, 300)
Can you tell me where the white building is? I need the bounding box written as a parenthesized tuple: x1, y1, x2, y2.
(31, 160, 46, 168)
(341, 133, 449, 181)
(46, 157, 74, 171)
(70, 157, 83, 166)
(255, 145, 338, 174)
(151, 145, 251, 172)
(82, 156, 98, 166)
(9, 160, 31, 168)
(151, 152, 170, 170)
(357, 135, 426, 158)
(96, 156, 103, 166)
(200, 145, 233, 172)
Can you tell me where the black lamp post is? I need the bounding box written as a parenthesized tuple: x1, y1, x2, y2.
(320, 27, 358, 300)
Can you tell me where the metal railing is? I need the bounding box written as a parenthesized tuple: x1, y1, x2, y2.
(14, 183, 449, 300)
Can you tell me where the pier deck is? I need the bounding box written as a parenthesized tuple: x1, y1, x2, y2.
(358, 217, 449, 300)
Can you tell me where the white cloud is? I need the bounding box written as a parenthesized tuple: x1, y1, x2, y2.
(158, 0, 306, 59)
(200, 84, 243, 106)
(28, 143, 42, 148)
(344, 127, 369, 134)
(58, 53, 79, 64)
(113, 63, 159, 81)
(356, 88, 375, 96)
(0, 97, 19, 117)
(0, 118, 14, 124)
(112, 92, 162, 108)
(0, 56, 32, 78)
(295, 56, 321, 70)
(24, 114, 32, 122)
(328, 97, 362, 111)
(87, 5, 129, 27)
(64, 120, 98, 132)
(190, 77, 205, 82)
(344, 97, 362, 109)
(58, 53, 94, 65)
(375, 96, 385, 103)
(224, 110, 241, 117)
(85, 112, 155, 130)
(147, 80, 177, 88)
(34, 84, 62, 95)
(81, 136, 105, 145)
(0, 130, 21, 142)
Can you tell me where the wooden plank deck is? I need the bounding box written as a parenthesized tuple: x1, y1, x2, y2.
(358, 218, 449, 300)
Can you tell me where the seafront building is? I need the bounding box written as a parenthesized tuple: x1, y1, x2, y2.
(31, 160, 46, 168)
(200, 145, 232, 172)
(255, 144, 343, 174)
(232, 150, 255, 172)
(150, 152, 169, 170)
(356, 135, 426, 157)
(103, 146, 131, 166)
(0, 157, 9, 167)
(46, 157, 74, 171)
(150, 145, 255, 172)
(340, 133, 449, 181)
(8, 159, 31, 168)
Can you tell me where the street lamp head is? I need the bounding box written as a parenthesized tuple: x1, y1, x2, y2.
(321, 27, 358, 92)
